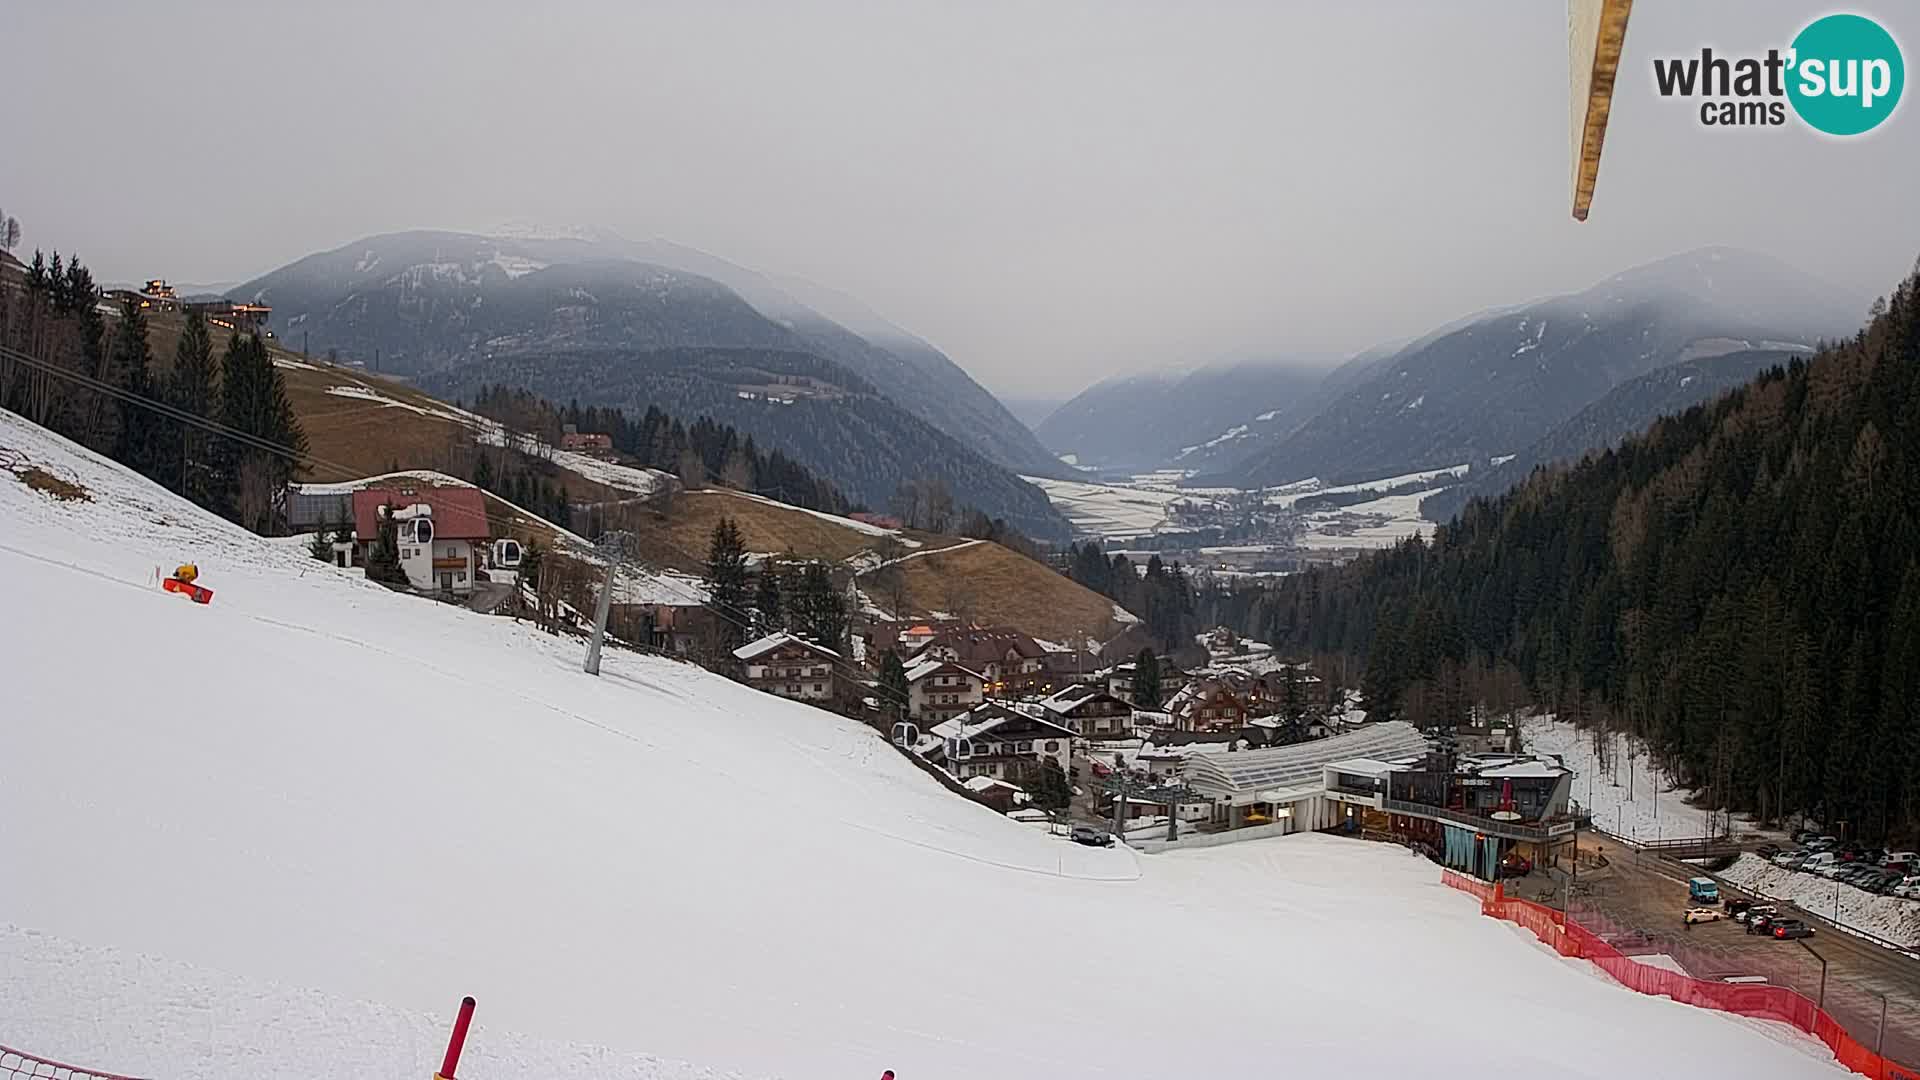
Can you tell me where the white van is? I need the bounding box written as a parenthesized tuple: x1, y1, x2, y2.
(1802, 852, 1840, 876)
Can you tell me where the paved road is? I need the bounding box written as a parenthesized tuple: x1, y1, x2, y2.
(1578, 845, 1920, 1066)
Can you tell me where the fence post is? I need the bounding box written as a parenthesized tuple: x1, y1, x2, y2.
(436, 996, 476, 1080)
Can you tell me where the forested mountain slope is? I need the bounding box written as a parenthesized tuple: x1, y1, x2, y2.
(233, 229, 1063, 477)
(428, 346, 1067, 539)
(1264, 259, 1920, 841)
(1220, 248, 1860, 488)
(1421, 347, 1809, 521)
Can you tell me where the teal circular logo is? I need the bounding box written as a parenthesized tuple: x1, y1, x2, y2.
(1787, 14, 1904, 135)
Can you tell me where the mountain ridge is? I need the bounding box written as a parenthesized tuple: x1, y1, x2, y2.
(230, 229, 1069, 535)
(1215, 247, 1863, 488)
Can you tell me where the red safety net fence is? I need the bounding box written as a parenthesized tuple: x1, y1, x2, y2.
(1, 1045, 146, 1080)
(1440, 871, 1920, 1080)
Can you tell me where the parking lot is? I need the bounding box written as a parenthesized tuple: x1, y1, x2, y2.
(1566, 844, 1920, 1067)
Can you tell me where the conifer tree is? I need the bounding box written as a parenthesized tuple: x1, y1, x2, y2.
(704, 516, 750, 650)
(1132, 647, 1162, 707)
(878, 650, 910, 723)
(108, 295, 164, 482)
(167, 309, 220, 506)
(753, 564, 784, 635)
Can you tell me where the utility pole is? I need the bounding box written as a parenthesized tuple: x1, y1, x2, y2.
(1796, 939, 1827, 1012)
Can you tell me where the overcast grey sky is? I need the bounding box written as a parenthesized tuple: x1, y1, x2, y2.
(4, 1, 1916, 397)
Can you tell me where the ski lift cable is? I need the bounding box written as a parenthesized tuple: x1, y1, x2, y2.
(2, 343, 911, 697)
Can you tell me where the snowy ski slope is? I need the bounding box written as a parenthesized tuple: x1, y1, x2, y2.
(0, 409, 1843, 1079)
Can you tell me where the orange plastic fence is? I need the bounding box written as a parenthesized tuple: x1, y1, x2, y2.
(1440, 871, 1919, 1080)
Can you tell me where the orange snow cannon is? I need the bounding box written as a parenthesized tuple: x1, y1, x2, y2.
(162, 563, 214, 604)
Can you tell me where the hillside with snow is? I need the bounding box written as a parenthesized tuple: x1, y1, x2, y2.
(0, 408, 1845, 1080)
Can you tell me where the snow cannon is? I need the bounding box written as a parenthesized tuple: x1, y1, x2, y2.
(161, 563, 214, 604)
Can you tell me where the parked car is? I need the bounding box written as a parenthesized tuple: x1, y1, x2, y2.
(1089, 761, 1112, 778)
(1684, 907, 1726, 924)
(1772, 919, 1816, 940)
(1736, 904, 1776, 924)
(1756, 843, 1781, 859)
(1882, 851, 1918, 871)
(1803, 852, 1840, 876)
(1808, 835, 1839, 851)
(1070, 824, 1114, 847)
(1772, 851, 1808, 869)
(1747, 912, 1781, 935)
(1600, 929, 1653, 950)
(1725, 898, 1754, 919)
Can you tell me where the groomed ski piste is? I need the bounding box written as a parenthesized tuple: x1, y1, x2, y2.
(0, 408, 1848, 1079)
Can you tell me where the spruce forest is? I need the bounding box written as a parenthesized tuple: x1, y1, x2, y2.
(1260, 257, 1920, 842)
(0, 250, 307, 533)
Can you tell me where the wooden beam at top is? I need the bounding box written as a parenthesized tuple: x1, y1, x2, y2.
(1570, 0, 1634, 221)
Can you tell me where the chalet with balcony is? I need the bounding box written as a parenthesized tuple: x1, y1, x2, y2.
(908, 627, 1049, 696)
(733, 632, 840, 703)
(351, 486, 491, 595)
(917, 702, 1075, 784)
(1163, 668, 1269, 732)
(1032, 683, 1134, 738)
(905, 657, 985, 725)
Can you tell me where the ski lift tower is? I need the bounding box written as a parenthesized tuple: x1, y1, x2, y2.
(583, 530, 644, 676)
(1101, 772, 1210, 843)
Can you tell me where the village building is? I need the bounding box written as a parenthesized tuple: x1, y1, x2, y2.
(1321, 751, 1580, 875)
(1039, 646, 1103, 690)
(961, 775, 1029, 814)
(559, 424, 614, 454)
(1179, 721, 1433, 837)
(1163, 668, 1271, 732)
(905, 657, 986, 725)
(733, 632, 841, 703)
(907, 627, 1050, 696)
(917, 702, 1075, 783)
(1031, 683, 1135, 738)
(351, 486, 491, 595)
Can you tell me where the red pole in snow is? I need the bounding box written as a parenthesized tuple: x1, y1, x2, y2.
(436, 996, 476, 1080)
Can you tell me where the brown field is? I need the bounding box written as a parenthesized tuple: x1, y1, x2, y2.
(873, 540, 1125, 644)
(640, 489, 964, 570)
(125, 309, 1125, 641)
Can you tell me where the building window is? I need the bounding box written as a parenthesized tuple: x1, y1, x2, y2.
(1018, 741, 1032, 752)
(812, 683, 823, 693)
(1044, 740, 1059, 752)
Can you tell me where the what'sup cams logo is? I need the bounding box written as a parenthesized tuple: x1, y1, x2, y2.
(1653, 13, 1904, 134)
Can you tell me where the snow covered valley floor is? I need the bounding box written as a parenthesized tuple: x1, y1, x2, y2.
(0, 409, 1847, 1079)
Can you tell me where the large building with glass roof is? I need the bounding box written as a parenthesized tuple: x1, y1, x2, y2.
(1180, 721, 1432, 834)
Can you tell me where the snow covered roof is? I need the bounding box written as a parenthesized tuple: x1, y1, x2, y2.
(352, 486, 491, 541)
(927, 705, 1076, 745)
(1476, 759, 1569, 780)
(1183, 722, 1429, 798)
(905, 657, 983, 684)
(732, 632, 842, 662)
(962, 775, 1024, 794)
(1325, 757, 1398, 779)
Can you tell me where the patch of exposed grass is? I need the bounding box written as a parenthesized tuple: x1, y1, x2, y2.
(14, 465, 91, 502)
